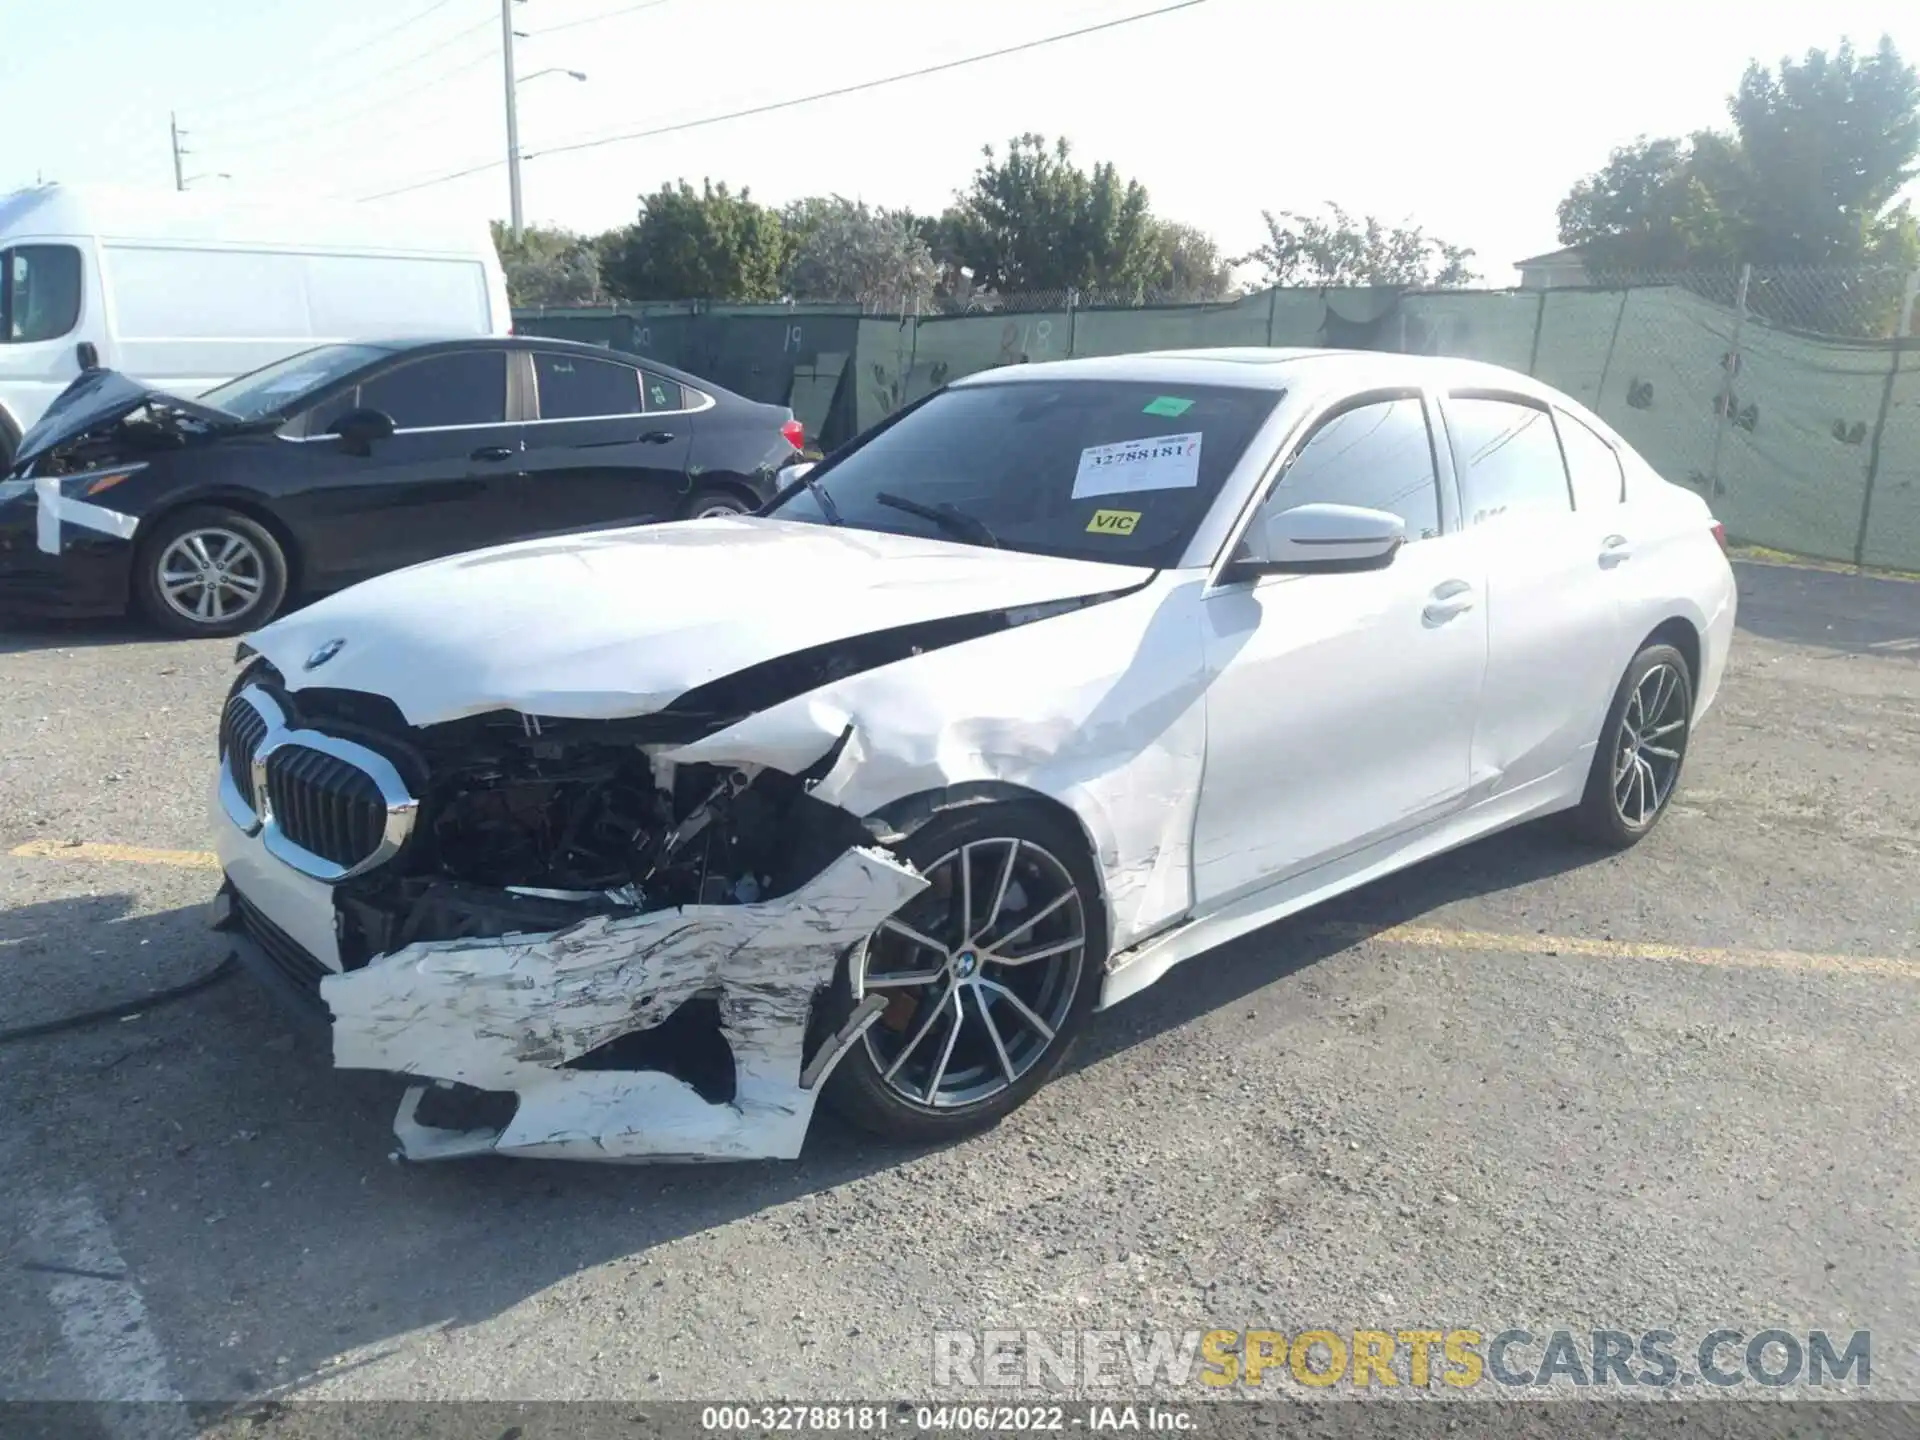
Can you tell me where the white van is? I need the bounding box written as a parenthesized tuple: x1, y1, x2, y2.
(0, 183, 511, 464)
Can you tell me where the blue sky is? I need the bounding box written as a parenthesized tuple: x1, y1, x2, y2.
(2, 0, 1915, 286)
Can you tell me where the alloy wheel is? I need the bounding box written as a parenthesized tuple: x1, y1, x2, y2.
(1611, 660, 1688, 827)
(693, 499, 749, 518)
(157, 528, 266, 625)
(854, 838, 1087, 1110)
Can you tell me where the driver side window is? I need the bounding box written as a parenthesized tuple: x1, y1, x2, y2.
(1257, 395, 1443, 542)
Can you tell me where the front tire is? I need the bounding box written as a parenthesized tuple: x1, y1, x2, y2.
(821, 802, 1105, 1144)
(1569, 641, 1694, 848)
(133, 507, 288, 638)
(682, 484, 756, 519)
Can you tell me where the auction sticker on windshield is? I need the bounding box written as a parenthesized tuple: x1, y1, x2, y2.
(1086, 508, 1141, 535)
(1072, 432, 1203, 500)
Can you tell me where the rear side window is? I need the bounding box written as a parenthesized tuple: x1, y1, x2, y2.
(642, 371, 685, 412)
(359, 350, 507, 429)
(1, 244, 83, 344)
(535, 352, 642, 419)
(1262, 395, 1442, 542)
(1556, 410, 1625, 509)
(1446, 396, 1571, 526)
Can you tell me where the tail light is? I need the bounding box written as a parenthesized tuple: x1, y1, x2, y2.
(1711, 522, 1727, 552)
(780, 418, 805, 451)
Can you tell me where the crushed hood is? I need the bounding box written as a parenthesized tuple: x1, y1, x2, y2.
(11, 368, 240, 473)
(248, 516, 1155, 726)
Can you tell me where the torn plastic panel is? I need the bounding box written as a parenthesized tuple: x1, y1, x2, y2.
(324, 846, 926, 1162)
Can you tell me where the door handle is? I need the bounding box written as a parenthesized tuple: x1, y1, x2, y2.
(1599, 534, 1633, 566)
(470, 445, 515, 462)
(639, 430, 676, 444)
(1422, 579, 1476, 625)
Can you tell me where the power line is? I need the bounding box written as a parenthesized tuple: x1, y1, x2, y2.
(527, 0, 671, 37)
(188, 0, 472, 122)
(202, 48, 502, 155)
(358, 0, 1210, 201)
(196, 14, 498, 140)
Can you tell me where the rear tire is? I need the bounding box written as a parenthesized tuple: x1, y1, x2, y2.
(1567, 642, 1694, 849)
(681, 484, 756, 519)
(821, 802, 1105, 1144)
(133, 506, 289, 639)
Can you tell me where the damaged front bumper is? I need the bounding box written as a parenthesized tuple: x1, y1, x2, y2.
(213, 797, 927, 1162)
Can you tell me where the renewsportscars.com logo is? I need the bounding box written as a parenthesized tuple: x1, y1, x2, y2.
(931, 1328, 1871, 1392)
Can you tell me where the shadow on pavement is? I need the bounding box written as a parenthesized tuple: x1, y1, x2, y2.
(1, 818, 1601, 1404)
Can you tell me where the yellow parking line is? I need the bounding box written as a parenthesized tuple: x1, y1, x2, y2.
(11, 838, 1915, 980)
(1316, 921, 1918, 982)
(9, 840, 220, 871)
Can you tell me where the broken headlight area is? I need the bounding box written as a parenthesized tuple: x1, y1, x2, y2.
(223, 661, 923, 1161)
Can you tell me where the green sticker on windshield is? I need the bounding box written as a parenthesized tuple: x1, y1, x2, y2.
(1142, 395, 1194, 417)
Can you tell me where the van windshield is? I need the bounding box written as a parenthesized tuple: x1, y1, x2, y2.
(200, 344, 391, 420)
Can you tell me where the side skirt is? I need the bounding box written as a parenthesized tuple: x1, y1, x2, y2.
(1097, 760, 1588, 1010)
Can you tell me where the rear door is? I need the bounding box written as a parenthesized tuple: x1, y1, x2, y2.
(515, 350, 692, 536)
(275, 347, 524, 585)
(1440, 391, 1628, 799)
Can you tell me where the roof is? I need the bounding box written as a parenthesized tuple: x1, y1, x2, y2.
(1512, 245, 1590, 269)
(0, 183, 493, 258)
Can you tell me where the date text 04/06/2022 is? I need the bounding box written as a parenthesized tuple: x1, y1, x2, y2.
(698, 1404, 1196, 1432)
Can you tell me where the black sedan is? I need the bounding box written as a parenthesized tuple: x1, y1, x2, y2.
(0, 337, 806, 636)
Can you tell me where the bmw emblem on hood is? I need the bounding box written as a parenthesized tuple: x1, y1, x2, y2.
(304, 638, 347, 671)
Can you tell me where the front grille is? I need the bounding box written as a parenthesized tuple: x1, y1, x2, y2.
(234, 893, 330, 1017)
(264, 743, 389, 870)
(220, 695, 270, 809)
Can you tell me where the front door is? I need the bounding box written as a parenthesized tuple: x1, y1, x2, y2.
(1189, 392, 1488, 907)
(516, 350, 692, 535)
(281, 348, 525, 586)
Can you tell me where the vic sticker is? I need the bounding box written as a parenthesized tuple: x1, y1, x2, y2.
(1087, 508, 1141, 535)
(1071, 431, 1202, 500)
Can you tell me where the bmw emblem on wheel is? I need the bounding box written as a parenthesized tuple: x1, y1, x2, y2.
(304, 638, 347, 671)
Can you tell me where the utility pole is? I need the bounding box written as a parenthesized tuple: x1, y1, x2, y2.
(170, 112, 187, 192)
(501, 0, 524, 241)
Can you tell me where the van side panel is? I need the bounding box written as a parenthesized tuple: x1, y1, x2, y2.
(100, 245, 495, 396)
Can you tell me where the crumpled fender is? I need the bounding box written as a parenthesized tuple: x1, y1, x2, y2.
(666, 578, 1212, 955)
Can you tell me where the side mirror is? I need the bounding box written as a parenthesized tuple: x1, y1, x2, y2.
(75, 341, 100, 371)
(1236, 502, 1406, 574)
(329, 408, 396, 451)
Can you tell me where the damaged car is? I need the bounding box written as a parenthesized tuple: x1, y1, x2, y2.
(208, 348, 1738, 1163)
(0, 339, 804, 636)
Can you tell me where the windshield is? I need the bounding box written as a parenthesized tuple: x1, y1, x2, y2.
(199, 344, 392, 420)
(769, 379, 1281, 567)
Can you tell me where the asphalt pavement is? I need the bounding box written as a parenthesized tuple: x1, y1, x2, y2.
(0, 559, 1915, 1412)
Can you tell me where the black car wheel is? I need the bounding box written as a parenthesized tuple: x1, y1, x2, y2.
(682, 485, 756, 519)
(821, 802, 1104, 1143)
(133, 507, 289, 638)
(1569, 641, 1694, 848)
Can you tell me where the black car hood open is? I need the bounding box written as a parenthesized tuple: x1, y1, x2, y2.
(11, 369, 242, 474)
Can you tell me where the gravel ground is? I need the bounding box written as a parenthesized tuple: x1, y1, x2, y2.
(0, 558, 1915, 1413)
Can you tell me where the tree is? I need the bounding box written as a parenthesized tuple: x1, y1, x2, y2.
(599, 179, 790, 302)
(1558, 35, 1920, 273)
(1151, 222, 1239, 302)
(780, 196, 939, 311)
(942, 134, 1164, 297)
(1235, 204, 1478, 288)
(490, 222, 607, 308)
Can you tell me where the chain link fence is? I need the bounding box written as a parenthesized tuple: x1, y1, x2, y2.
(517, 265, 1920, 570)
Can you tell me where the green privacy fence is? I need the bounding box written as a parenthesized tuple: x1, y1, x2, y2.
(515, 283, 1920, 570)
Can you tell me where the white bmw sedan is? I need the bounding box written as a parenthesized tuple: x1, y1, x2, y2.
(210, 348, 1736, 1163)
